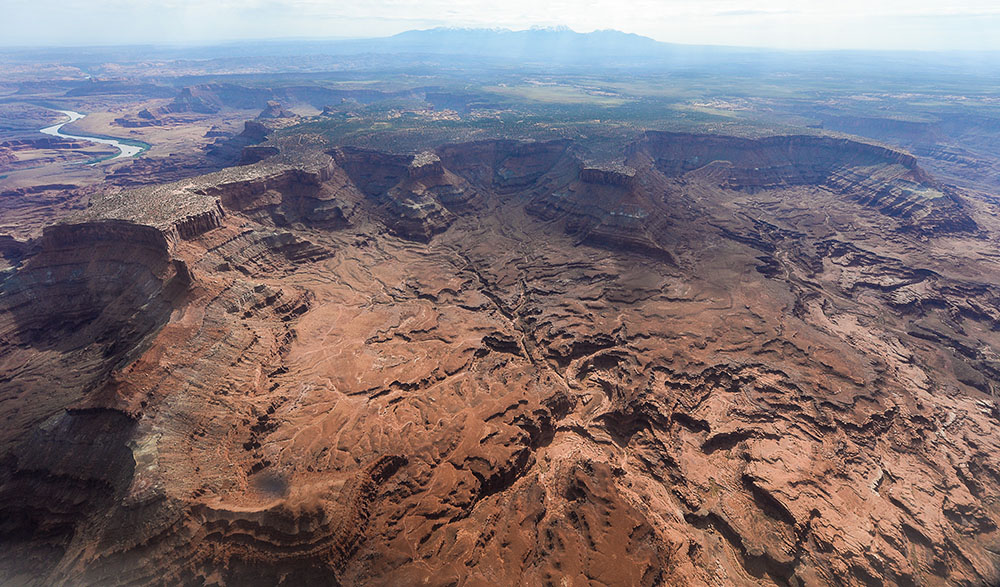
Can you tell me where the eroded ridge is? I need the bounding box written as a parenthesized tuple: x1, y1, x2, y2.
(2, 132, 1000, 586)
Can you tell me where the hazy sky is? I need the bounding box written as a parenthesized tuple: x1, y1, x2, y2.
(4, 0, 1000, 50)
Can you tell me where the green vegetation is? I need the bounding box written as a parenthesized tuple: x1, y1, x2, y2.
(482, 84, 628, 106)
(243, 58, 1000, 171)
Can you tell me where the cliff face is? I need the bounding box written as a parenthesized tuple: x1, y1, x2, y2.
(0, 220, 189, 579)
(4, 221, 176, 349)
(631, 131, 975, 234)
(0, 220, 183, 430)
(199, 160, 357, 228)
(525, 162, 671, 260)
(635, 131, 925, 183)
(437, 139, 572, 190)
(159, 87, 222, 115)
(331, 147, 461, 241)
(3, 132, 1000, 586)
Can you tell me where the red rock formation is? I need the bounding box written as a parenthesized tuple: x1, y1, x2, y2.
(332, 147, 460, 241)
(2, 133, 1000, 586)
(632, 131, 975, 234)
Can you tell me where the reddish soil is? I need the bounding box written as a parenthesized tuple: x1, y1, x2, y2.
(2, 133, 1000, 585)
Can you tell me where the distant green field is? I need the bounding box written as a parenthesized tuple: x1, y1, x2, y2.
(482, 84, 628, 106)
(270, 59, 1000, 172)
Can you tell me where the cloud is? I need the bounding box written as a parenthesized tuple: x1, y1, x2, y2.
(2, 0, 1000, 50)
(713, 9, 798, 17)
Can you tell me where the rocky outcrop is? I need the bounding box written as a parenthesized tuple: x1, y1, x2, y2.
(239, 145, 280, 165)
(81, 186, 225, 247)
(173, 205, 226, 240)
(114, 108, 164, 128)
(0, 219, 185, 444)
(635, 131, 927, 185)
(207, 119, 299, 165)
(199, 157, 357, 228)
(257, 100, 296, 119)
(580, 164, 636, 188)
(0, 234, 32, 265)
(332, 147, 459, 241)
(39, 219, 172, 252)
(204, 125, 230, 138)
(408, 151, 444, 179)
(235, 121, 271, 145)
(0, 408, 140, 582)
(524, 159, 672, 260)
(633, 131, 976, 233)
(159, 87, 222, 115)
(825, 169, 978, 234)
(820, 115, 942, 146)
(437, 139, 572, 190)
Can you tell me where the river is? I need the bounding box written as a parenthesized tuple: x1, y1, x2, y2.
(39, 109, 145, 161)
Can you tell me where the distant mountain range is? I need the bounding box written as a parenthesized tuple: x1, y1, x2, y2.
(2, 26, 998, 79)
(0, 26, 739, 68)
(377, 26, 670, 61)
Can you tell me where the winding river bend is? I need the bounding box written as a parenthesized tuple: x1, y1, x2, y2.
(39, 110, 145, 161)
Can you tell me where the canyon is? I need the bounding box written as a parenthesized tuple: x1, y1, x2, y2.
(2, 126, 1000, 586)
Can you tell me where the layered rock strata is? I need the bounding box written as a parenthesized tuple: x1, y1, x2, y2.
(2, 131, 1000, 586)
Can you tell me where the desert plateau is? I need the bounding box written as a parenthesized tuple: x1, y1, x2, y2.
(2, 15, 1000, 587)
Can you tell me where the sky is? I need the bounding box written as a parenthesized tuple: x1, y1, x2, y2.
(3, 0, 1000, 51)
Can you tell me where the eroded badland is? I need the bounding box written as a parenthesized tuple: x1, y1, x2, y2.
(3, 31, 1000, 586)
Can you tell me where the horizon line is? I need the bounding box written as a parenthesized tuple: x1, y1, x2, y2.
(2, 26, 1000, 55)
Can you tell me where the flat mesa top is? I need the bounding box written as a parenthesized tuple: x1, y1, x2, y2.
(583, 163, 636, 177)
(81, 183, 222, 231)
(410, 151, 441, 167)
(79, 138, 332, 229)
